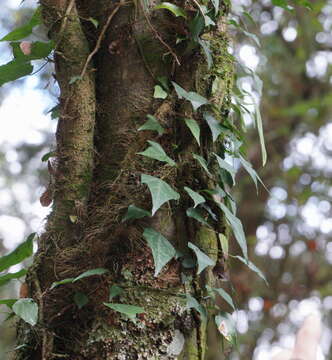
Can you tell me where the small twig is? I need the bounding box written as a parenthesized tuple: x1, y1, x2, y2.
(80, 1, 123, 79)
(142, 8, 181, 66)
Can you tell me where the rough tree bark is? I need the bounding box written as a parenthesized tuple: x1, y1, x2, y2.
(15, 0, 235, 359)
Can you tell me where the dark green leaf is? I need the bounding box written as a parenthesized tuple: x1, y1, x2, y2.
(0, 269, 27, 287)
(188, 242, 215, 274)
(184, 187, 205, 208)
(216, 202, 247, 260)
(184, 118, 200, 146)
(0, 60, 33, 87)
(41, 151, 55, 162)
(0, 233, 34, 272)
(138, 115, 165, 136)
(104, 303, 145, 320)
(186, 294, 207, 321)
(172, 82, 209, 111)
(141, 174, 180, 215)
(13, 298, 38, 326)
(0, 299, 17, 309)
(122, 205, 151, 222)
(186, 208, 210, 227)
(74, 292, 89, 309)
(155, 2, 187, 18)
(109, 285, 123, 300)
(138, 141, 176, 166)
(73, 268, 108, 282)
(143, 228, 176, 276)
(11, 41, 54, 61)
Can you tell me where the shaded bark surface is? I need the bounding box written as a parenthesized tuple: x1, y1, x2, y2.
(15, 1, 234, 359)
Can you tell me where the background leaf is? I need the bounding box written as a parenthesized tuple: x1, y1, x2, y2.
(104, 303, 145, 320)
(184, 187, 205, 208)
(172, 82, 209, 111)
(213, 288, 235, 310)
(186, 208, 210, 227)
(0, 60, 33, 87)
(0, 269, 27, 287)
(184, 118, 200, 145)
(138, 115, 164, 136)
(233, 255, 268, 284)
(143, 228, 176, 276)
(193, 154, 212, 177)
(203, 112, 222, 142)
(186, 294, 207, 321)
(138, 141, 176, 166)
(74, 292, 89, 309)
(122, 205, 151, 222)
(155, 2, 187, 18)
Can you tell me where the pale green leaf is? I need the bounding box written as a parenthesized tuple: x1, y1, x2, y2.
(143, 228, 176, 276)
(69, 76, 82, 84)
(186, 294, 207, 321)
(155, 2, 187, 18)
(216, 202, 247, 260)
(188, 242, 215, 274)
(13, 298, 38, 326)
(193, 154, 212, 177)
(213, 288, 235, 310)
(73, 268, 108, 282)
(0, 269, 27, 287)
(74, 292, 89, 309)
(89, 17, 99, 28)
(233, 255, 268, 284)
(184, 187, 205, 208)
(141, 174, 180, 215)
(122, 205, 151, 222)
(184, 118, 200, 146)
(0, 233, 34, 272)
(138, 114, 165, 136)
(203, 112, 222, 142)
(153, 85, 168, 99)
(50, 277, 74, 289)
(186, 208, 210, 227)
(254, 103, 267, 166)
(104, 303, 145, 320)
(211, 0, 220, 14)
(0, 60, 33, 87)
(238, 155, 267, 192)
(172, 82, 208, 111)
(218, 233, 228, 258)
(138, 141, 176, 166)
(198, 39, 213, 69)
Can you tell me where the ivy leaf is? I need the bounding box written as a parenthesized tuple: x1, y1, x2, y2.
(213, 288, 235, 310)
(216, 202, 248, 260)
(109, 285, 123, 300)
(104, 303, 145, 320)
(143, 228, 176, 276)
(215, 312, 237, 344)
(184, 118, 200, 146)
(0, 7, 41, 41)
(188, 242, 215, 274)
(238, 155, 267, 192)
(193, 154, 212, 177)
(73, 268, 108, 282)
(153, 85, 168, 99)
(141, 174, 180, 215)
(138, 114, 165, 136)
(0, 269, 27, 287)
(214, 154, 236, 186)
(184, 187, 205, 208)
(211, 0, 220, 14)
(254, 103, 267, 166)
(233, 255, 268, 284)
(13, 298, 38, 326)
(203, 112, 222, 142)
(51, 268, 108, 289)
(186, 208, 210, 227)
(172, 82, 209, 111)
(218, 233, 228, 259)
(0, 233, 34, 272)
(122, 205, 151, 222)
(74, 292, 89, 309)
(198, 39, 213, 69)
(155, 2, 187, 18)
(0, 60, 33, 87)
(186, 294, 207, 321)
(138, 141, 176, 166)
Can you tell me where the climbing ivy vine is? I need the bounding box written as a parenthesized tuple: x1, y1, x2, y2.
(0, 0, 311, 352)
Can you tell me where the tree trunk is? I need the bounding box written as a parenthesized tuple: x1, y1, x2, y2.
(15, 1, 234, 359)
